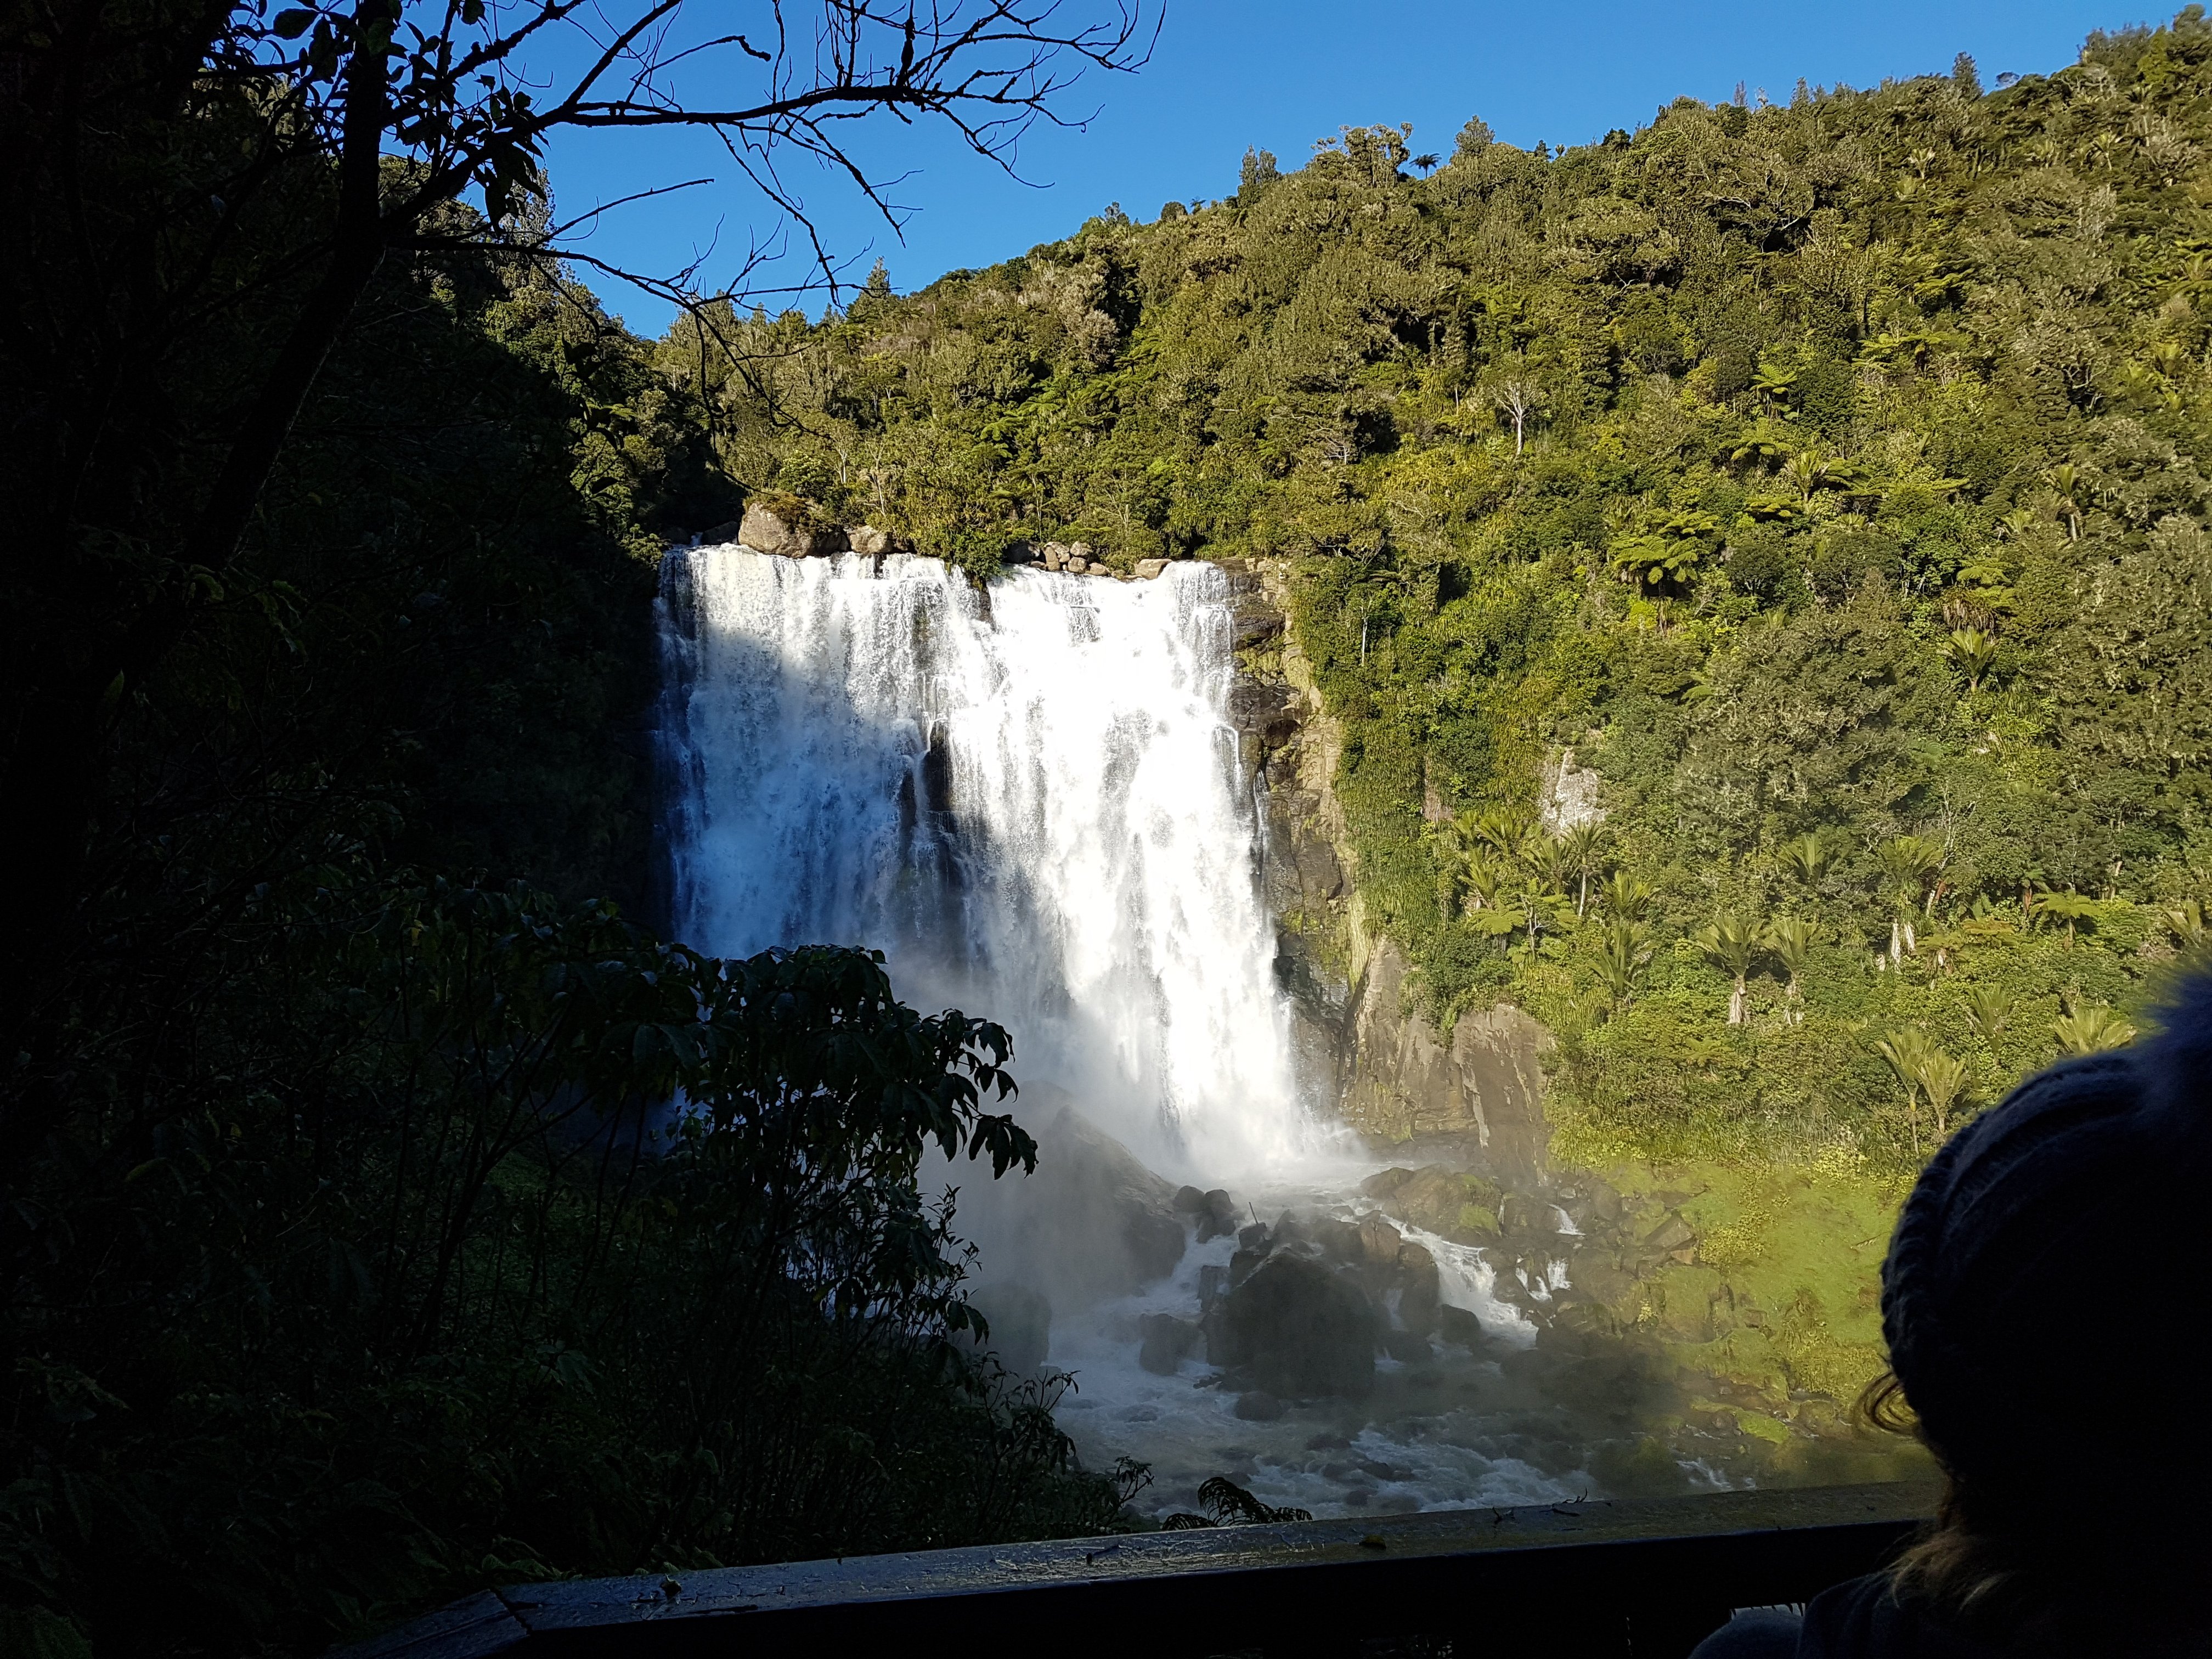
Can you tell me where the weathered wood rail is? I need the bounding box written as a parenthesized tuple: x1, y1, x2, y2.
(343, 1480, 1937, 1659)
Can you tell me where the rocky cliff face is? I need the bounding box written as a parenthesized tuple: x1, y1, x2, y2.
(1221, 560, 1549, 1180)
(1221, 575, 1908, 1465)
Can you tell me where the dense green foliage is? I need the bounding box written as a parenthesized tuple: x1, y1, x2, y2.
(17, 3, 2212, 1645)
(0, 13, 1135, 1654)
(682, 15, 2212, 1182)
(2, 883, 1131, 1655)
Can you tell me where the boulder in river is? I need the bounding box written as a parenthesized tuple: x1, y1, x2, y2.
(1138, 1312, 1202, 1375)
(1438, 1304, 1483, 1348)
(1361, 1164, 1504, 1244)
(1215, 1252, 1375, 1398)
(1201, 1189, 1240, 1242)
(1395, 1241, 1441, 1335)
(1172, 1183, 1241, 1242)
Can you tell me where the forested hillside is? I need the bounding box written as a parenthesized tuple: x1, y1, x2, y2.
(675, 14, 2212, 1204)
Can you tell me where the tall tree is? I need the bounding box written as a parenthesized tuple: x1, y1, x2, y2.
(1695, 910, 1763, 1026)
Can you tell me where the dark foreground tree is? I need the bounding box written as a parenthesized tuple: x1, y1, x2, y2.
(1, 879, 1142, 1654)
(0, 4, 1153, 1651)
(0, 0, 1149, 1145)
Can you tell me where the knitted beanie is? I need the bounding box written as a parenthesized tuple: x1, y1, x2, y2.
(1880, 973, 2212, 1505)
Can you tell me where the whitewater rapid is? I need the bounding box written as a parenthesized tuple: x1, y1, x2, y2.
(658, 547, 1319, 1179)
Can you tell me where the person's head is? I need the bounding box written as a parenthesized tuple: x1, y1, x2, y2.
(1874, 973, 2212, 1635)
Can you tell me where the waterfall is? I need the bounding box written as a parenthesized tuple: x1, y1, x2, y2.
(658, 546, 1313, 1180)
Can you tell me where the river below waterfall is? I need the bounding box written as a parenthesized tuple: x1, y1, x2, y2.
(658, 545, 1763, 1520)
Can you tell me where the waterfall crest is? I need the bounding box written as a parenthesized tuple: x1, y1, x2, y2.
(659, 547, 1314, 1178)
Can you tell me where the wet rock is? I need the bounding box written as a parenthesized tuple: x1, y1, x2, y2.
(1438, 1304, 1482, 1348)
(1310, 1216, 1363, 1263)
(1357, 1214, 1404, 1266)
(1228, 1248, 1265, 1291)
(1173, 1184, 1209, 1215)
(1217, 1253, 1376, 1399)
(738, 499, 847, 558)
(1291, 836, 1344, 905)
(849, 524, 893, 555)
(1233, 1390, 1286, 1421)
(1564, 1250, 1636, 1309)
(1367, 1164, 1503, 1245)
(1058, 1114, 1187, 1286)
(1138, 1312, 1203, 1375)
(1228, 587, 1284, 650)
(1198, 1188, 1240, 1243)
(1197, 1263, 1229, 1307)
(1135, 558, 1169, 579)
(1499, 1192, 1555, 1237)
(1574, 1178, 1624, 1226)
(1361, 1167, 1417, 1200)
(1379, 1329, 1432, 1364)
(1396, 1242, 1441, 1335)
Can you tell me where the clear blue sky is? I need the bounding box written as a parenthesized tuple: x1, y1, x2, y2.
(537, 1, 2143, 336)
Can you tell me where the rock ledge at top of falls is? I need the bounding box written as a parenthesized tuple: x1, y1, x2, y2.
(737, 499, 846, 558)
(1000, 541, 1175, 578)
(676, 499, 901, 558)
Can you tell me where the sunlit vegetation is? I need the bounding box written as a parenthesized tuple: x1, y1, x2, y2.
(691, 15, 2212, 1187)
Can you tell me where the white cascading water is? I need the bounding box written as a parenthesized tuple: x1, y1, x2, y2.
(658, 546, 1318, 1180)
(659, 544, 1586, 1520)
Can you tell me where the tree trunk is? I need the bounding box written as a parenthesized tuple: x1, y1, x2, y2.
(1728, 975, 1746, 1025)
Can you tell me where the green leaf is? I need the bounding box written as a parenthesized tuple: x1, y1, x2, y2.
(272, 8, 316, 38)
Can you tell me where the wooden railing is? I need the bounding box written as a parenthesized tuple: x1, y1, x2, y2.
(342, 1481, 1936, 1659)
